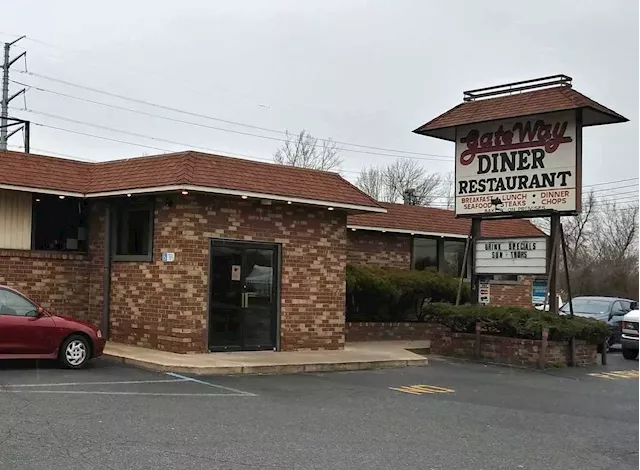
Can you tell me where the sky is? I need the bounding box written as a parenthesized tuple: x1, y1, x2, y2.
(1, 0, 638, 205)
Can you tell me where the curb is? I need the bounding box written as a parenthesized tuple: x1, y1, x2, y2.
(103, 354, 428, 376)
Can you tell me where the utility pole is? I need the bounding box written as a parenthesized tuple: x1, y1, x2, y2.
(1, 35, 26, 151)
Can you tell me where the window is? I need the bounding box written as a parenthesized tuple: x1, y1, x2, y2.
(113, 199, 154, 261)
(412, 238, 438, 271)
(442, 240, 467, 277)
(32, 195, 87, 251)
(0, 289, 38, 316)
(619, 300, 632, 313)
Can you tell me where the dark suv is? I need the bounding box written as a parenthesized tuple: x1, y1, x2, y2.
(560, 296, 638, 345)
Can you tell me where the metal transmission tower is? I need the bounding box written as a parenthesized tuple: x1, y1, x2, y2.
(1, 35, 27, 151)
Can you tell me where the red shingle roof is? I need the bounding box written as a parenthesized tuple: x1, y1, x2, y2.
(414, 86, 627, 142)
(0, 151, 90, 194)
(347, 202, 544, 237)
(0, 150, 383, 211)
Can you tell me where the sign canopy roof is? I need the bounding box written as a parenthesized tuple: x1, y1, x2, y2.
(413, 75, 628, 142)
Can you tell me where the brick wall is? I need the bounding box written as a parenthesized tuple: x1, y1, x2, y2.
(345, 322, 598, 367)
(0, 249, 89, 319)
(86, 202, 106, 328)
(107, 194, 347, 353)
(347, 230, 410, 270)
(345, 322, 431, 341)
(488, 277, 535, 307)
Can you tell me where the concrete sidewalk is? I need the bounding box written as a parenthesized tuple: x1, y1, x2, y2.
(103, 341, 429, 375)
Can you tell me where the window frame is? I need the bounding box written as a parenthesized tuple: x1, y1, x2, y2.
(111, 198, 155, 262)
(411, 235, 471, 278)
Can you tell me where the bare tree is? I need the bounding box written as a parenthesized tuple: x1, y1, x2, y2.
(356, 158, 441, 205)
(562, 190, 597, 266)
(440, 171, 455, 210)
(356, 166, 385, 201)
(273, 130, 342, 171)
(384, 159, 442, 205)
(591, 200, 638, 262)
(554, 190, 639, 299)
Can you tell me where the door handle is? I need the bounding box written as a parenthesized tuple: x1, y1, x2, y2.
(241, 292, 248, 308)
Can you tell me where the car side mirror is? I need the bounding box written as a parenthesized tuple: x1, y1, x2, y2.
(36, 306, 45, 317)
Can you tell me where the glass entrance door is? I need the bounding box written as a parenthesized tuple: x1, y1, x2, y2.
(208, 240, 279, 351)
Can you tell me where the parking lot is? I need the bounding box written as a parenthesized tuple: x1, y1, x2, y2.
(1, 353, 637, 470)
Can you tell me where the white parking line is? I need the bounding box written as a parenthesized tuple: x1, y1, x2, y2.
(2, 379, 185, 388)
(0, 390, 249, 397)
(0, 374, 256, 398)
(166, 372, 256, 396)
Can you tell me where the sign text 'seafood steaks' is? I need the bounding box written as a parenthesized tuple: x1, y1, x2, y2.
(454, 111, 578, 216)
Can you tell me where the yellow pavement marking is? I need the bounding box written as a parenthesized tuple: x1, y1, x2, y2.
(389, 384, 455, 395)
(588, 370, 639, 380)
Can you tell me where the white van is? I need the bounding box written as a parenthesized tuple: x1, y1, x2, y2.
(621, 310, 639, 360)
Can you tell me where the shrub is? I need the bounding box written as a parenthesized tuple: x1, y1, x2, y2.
(345, 264, 467, 322)
(423, 302, 611, 344)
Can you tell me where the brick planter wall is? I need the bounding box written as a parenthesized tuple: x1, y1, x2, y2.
(0, 249, 90, 319)
(488, 277, 535, 308)
(346, 321, 598, 367)
(345, 322, 431, 342)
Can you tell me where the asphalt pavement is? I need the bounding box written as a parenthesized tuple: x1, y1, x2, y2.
(0, 353, 637, 470)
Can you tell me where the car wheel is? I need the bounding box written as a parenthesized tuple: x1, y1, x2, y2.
(622, 348, 638, 360)
(59, 334, 90, 369)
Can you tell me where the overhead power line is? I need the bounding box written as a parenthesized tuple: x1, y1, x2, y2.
(23, 119, 368, 177)
(14, 81, 452, 163)
(16, 70, 456, 162)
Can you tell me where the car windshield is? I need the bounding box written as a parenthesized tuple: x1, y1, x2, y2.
(561, 299, 611, 315)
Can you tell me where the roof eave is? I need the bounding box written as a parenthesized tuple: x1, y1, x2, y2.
(413, 105, 629, 143)
(85, 184, 387, 213)
(347, 224, 468, 239)
(0, 183, 85, 198)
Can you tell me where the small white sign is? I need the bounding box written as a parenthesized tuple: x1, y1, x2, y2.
(475, 237, 547, 275)
(231, 265, 241, 281)
(162, 252, 176, 262)
(478, 282, 490, 304)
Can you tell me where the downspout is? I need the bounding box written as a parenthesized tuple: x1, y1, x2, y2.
(102, 204, 112, 339)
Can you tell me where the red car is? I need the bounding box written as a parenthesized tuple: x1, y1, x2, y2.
(0, 285, 105, 368)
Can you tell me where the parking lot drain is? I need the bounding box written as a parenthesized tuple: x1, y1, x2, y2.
(389, 384, 455, 395)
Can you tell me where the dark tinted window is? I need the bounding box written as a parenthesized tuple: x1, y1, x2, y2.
(113, 199, 154, 261)
(412, 238, 438, 271)
(33, 195, 87, 251)
(442, 240, 466, 276)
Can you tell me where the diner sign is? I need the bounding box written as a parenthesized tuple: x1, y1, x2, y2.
(475, 237, 547, 275)
(455, 111, 578, 217)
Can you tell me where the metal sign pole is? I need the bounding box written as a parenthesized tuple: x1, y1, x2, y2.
(456, 226, 473, 305)
(549, 214, 560, 314)
(542, 216, 558, 313)
(470, 218, 482, 305)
